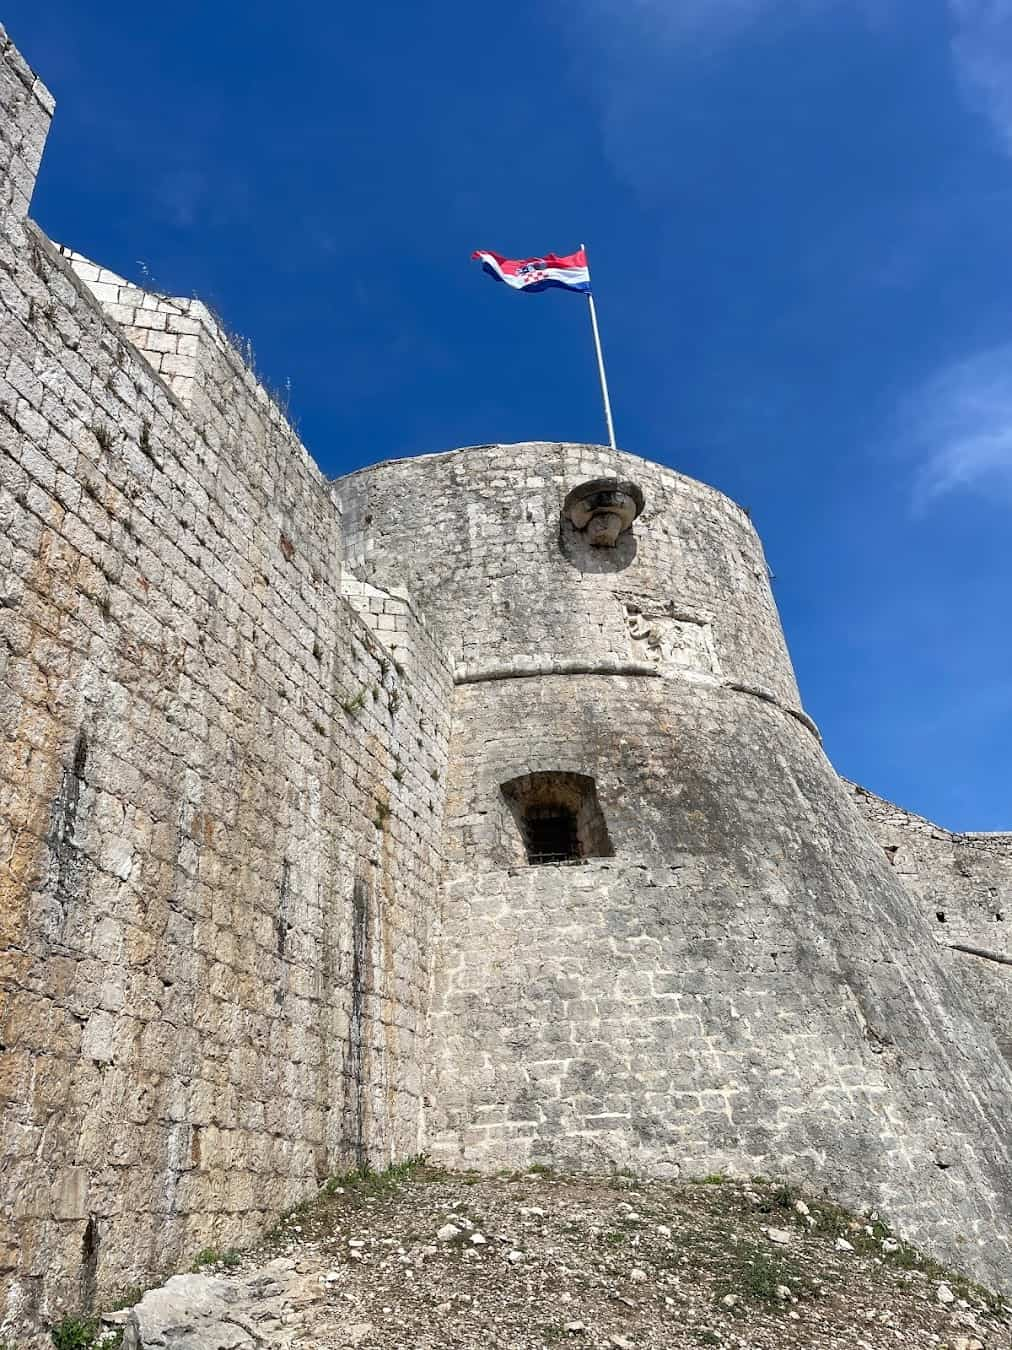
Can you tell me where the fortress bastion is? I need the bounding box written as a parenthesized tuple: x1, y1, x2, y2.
(336, 442, 1012, 1291)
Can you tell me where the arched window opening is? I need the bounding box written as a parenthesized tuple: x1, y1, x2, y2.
(501, 771, 613, 866)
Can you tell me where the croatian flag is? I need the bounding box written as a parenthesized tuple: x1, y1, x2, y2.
(471, 248, 591, 294)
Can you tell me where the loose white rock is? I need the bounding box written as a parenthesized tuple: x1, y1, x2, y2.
(629, 1268, 647, 1283)
(835, 1238, 855, 1253)
(936, 1283, 956, 1305)
(767, 1228, 792, 1245)
(436, 1223, 461, 1242)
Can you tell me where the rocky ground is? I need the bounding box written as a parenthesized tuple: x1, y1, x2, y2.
(81, 1164, 1010, 1350)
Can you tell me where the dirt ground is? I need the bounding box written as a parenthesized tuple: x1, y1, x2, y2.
(109, 1163, 1010, 1350)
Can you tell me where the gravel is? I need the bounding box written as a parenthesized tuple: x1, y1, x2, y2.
(109, 1166, 1011, 1350)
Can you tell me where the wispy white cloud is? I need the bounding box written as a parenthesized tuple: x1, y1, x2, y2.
(902, 345, 1012, 503)
(153, 167, 208, 229)
(949, 1, 1012, 153)
(564, 1, 893, 199)
(573, 2, 1012, 180)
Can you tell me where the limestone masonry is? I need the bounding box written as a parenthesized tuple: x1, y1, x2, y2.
(0, 25, 1009, 1341)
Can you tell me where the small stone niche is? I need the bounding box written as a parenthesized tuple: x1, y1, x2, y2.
(500, 771, 613, 866)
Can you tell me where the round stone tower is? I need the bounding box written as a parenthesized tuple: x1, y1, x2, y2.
(336, 441, 1012, 1292)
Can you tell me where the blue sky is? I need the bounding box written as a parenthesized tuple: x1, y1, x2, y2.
(7, 0, 1011, 829)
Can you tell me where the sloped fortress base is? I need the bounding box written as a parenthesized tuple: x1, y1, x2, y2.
(0, 24, 1010, 1342)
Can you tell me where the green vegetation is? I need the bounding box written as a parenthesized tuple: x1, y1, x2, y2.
(92, 422, 114, 453)
(770, 1183, 798, 1210)
(266, 1156, 431, 1243)
(802, 1198, 1008, 1318)
(372, 800, 391, 829)
(191, 1246, 240, 1272)
(712, 1240, 801, 1312)
(50, 1318, 121, 1350)
(739, 1247, 790, 1303)
(320, 1155, 428, 1198)
(340, 688, 367, 715)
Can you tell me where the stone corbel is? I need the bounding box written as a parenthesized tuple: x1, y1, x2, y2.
(563, 478, 644, 548)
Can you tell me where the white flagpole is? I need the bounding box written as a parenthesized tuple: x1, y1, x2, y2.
(581, 242, 616, 449)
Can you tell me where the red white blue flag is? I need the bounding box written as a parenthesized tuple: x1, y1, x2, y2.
(471, 247, 591, 294)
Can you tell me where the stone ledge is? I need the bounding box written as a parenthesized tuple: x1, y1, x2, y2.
(451, 663, 821, 741)
(454, 659, 661, 683)
(722, 681, 821, 742)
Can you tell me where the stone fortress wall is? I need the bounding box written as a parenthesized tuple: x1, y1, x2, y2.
(851, 784, 1012, 1065)
(1, 22, 1011, 1341)
(0, 26, 451, 1334)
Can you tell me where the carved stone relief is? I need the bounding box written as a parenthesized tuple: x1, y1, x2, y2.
(622, 598, 721, 680)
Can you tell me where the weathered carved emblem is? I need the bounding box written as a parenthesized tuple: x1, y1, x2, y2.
(563, 478, 644, 548)
(623, 599, 720, 679)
